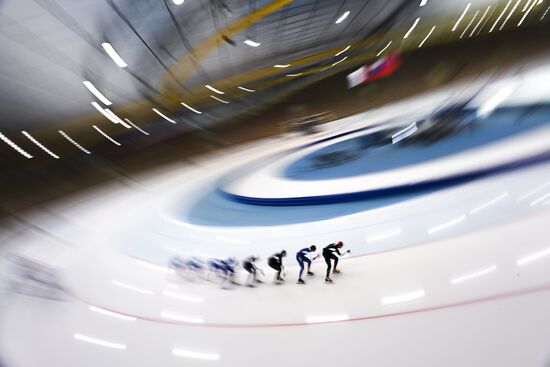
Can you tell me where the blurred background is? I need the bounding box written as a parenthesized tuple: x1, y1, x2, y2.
(0, 0, 548, 213)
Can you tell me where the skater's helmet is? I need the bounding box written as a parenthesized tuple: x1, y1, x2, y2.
(336, 241, 344, 248)
(309, 245, 317, 251)
(281, 250, 287, 257)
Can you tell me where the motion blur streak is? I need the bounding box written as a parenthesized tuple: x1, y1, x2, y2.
(21, 131, 59, 159)
(0, 131, 33, 158)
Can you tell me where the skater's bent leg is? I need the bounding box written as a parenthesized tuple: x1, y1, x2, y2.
(324, 255, 331, 278)
(298, 259, 304, 279)
(304, 257, 312, 273)
(274, 263, 282, 280)
(333, 255, 339, 271)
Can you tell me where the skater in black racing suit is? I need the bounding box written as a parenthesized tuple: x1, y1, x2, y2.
(322, 241, 350, 283)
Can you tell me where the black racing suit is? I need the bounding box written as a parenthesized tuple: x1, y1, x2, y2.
(243, 256, 259, 282)
(268, 252, 285, 280)
(322, 244, 341, 279)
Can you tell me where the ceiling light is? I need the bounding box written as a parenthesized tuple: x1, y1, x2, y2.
(460, 10, 479, 39)
(244, 39, 261, 47)
(21, 131, 59, 159)
(274, 64, 291, 68)
(500, 0, 522, 30)
(518, 0, 537, 26)
(376, 41, 392, 56)
(58, 130, 91, 154)
(238, 86, 255, 92)
(101, 42, 128, 68)
(104, 109, 130, 128)
(210, 95, 230, 104)
(172, 0, 184, 4)
(181, 101, 202, 114)
(335, 11, 350, 24)
(470, 6, 491, 37)
(82, 81, 112, 106)
(490, 0, 511, 32)
(334, 45, 350, 56)
(286, 73, 303, 77)
(123, 118, 149, 135)
(452, 3, 471, 31)
(93, 125, 121, 146)
(403, 17, 421, 38)
(331, 56, 348, 67)
(152, 108, 177, 123)
(0, 131, 33, 158)
(205, 84, 224, 94)
(418, 25, 436, 47)
(91, 102, 120, 125)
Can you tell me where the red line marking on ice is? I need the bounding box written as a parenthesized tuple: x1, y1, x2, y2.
(66, 282, 550, 329)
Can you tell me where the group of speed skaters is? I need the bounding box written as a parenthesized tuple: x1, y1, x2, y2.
(169, 241, 351, 287)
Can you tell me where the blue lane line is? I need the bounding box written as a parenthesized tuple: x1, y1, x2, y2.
(218, 150, 550, 206)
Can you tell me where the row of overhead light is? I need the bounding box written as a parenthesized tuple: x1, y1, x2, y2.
(0, 29, 261, 159)
(394, 0, 546, 56)
(89, 2, 437, 131)
(0, 81, 258, 159)
(3, 0, 546, 159)
(96, 0, 550, 122)
(242, 8, 353, 76)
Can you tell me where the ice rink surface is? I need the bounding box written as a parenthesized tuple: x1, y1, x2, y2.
(1, 60, 550, 366)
